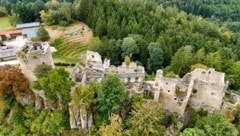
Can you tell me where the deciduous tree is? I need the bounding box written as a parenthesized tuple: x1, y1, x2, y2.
(0, 65, 29, 102)
(97, 74, 126, 116)
(128, 102, 165, 136)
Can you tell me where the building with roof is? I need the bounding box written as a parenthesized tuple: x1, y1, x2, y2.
(0, 30, 22, 41)
(16, 22, 41, 40)
(16, 22, 40, 29)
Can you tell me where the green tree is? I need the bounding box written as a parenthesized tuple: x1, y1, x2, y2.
(97, 74, 126, 116)
(193, 48, 205, 64)
(33, 64, 52, 78)
(33, 0, 45, 20)
(180, 128, 206, 136)
(33, 68, 74, 108)
(77, 0, 88, 21)
(227, 61, 240, 90)
(37, 27, 50, 41)
(95, 17, 107, 37)
(128, 102, 165, 136)
(204, 51, 222, 71)
(13, 2, 35, 23)
(121, 37, 139, 58)
(147, 42, 164, 72)
(194, 113, 238, 136)
(170, 46, 193, 76)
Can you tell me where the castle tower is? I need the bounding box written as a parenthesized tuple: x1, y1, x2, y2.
(17, 42, 54, 82)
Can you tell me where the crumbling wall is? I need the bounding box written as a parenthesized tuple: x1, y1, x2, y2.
(188, 80, 227, 112)
(18, 44, 54, 82)
(154, 70, 190, 116)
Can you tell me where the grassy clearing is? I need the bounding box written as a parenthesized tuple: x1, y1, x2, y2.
(52, 37, 89, 63)
(0, 17, 13, 31)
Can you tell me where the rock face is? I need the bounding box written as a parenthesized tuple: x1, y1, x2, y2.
(69, 103, 93, 129)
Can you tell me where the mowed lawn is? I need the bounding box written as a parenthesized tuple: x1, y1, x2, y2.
(0, 17, 13, 31)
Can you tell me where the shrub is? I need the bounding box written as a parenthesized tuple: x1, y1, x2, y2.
(59, 21, 68, 27)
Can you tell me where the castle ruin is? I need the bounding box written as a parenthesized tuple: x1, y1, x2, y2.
(17, 42, 54, 82)
(69, 51, 228, 128)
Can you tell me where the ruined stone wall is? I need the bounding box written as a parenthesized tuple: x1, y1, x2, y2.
(188, 80, 227, 112)
(85, 51, 103, 69)
(154, 70, 190, 116)
(190, 68, 225, 84)
(18, 46, 54, 82)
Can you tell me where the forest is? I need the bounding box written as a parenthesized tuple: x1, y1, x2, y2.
(1, 0, 240, 135)
(156, 0, 240, 32)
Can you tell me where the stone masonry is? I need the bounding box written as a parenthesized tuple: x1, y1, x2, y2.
(71, 51, 228, 118)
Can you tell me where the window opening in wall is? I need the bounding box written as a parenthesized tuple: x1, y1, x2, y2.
(134, 69, 137, 72)
(128, 77, 131, 82)
(193, 89, 197, 94)
(92, 55, 94, 58)
(166, 82, 168, 85)
(211, 92, 214, 95)
(174, 98, 177, 100)
(168, 90, 170, 92)
(208, 71, 211, 74)
(181, 99, 183, 101)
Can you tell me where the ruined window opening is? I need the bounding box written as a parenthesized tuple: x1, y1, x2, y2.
(168, 90, 170, 92)
(134, 69, 137, 72)
(208, 71, 211, 74)
(92, 55, 94, 58)
(166, 82, 168, 85)
(135, 77, 139, 81)
(174, 98, 177, 100)
(193, 89, 197, 94)
(181, 99, 183, 101)
(211, 92, 214, 95)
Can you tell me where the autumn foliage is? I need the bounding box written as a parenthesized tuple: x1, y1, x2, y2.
(0, 65, 29, 99)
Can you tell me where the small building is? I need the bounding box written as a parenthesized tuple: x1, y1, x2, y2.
(16, 22, 40, 29)
(16, 22, 41, 40)
(0, 30, 22, 41)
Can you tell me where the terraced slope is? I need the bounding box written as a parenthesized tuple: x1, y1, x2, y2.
(51, 23, 93, 63)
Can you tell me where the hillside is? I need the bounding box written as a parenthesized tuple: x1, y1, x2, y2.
(156, 0, 240, 32)
(1, 0, 240, 135)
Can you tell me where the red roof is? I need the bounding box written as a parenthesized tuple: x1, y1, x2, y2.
(0, 30, 22, 36)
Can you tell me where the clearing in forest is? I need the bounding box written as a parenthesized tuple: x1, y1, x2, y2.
(45, 22, 93, 63)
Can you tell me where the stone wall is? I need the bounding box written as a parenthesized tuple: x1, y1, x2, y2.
(18, 42, 54, 82)
(154, 70, 190, 116)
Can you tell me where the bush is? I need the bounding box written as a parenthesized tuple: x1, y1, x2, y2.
(52, 38, 62, 49)
(59, 21, 68, 27)
(37, 27, 50, 41)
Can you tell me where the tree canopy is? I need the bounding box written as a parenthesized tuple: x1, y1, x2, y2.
(0, 65, 29, 102)
(97, 74, 126, 116)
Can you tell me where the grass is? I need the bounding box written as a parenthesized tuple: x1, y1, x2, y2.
(0, 17, 13, 31)
(52, 36, 88, 63)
